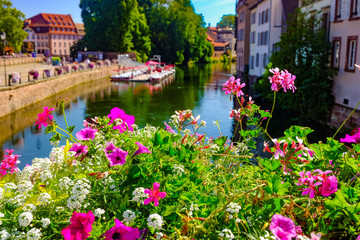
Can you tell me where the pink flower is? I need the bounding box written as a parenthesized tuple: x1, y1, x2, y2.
(0, 149, 20, 177)
(269, 214, 297, 240)
(356, 234, 360, 240)
(103, 219, 140, 240)
(144, 182, 166, 207)
(104, 142, 116, 156)
(268, 68, 296, 93)
(35, 106, 55, 129)
(76, 127, 97, 140)
(61, 211, 95, 240)
(319, 175, 338, 197)
(107, 148, 128, 166)
(340, 128, 360, 144)
(164, 122, 175, 133)
(69, 143, 88, 157)
(222, 76, 246, 97)
(108, 107, 135, 133)
(310, 232, 322, 240)
(133, 142, 151, 157)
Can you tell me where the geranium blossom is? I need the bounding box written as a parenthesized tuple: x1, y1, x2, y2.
(0, 149, 20, 177)
(164, 122, 175, 133)
(269, 68, 296, 93)
(103, 219, 140, 240)
(296, 170, 338, 198)
(144, 182, 166, 207)
(133, 142, 151, 157)
(222, 76, 246, 97)
(61, 211, 95, 240)
(76, 127, 97, 140)
(107, 148, 128, 166)
(269, 214, 297, 240)
(69, 143, 88, 157)
(108, 107, 135, 133)
(35, 106, 55, 129)
(340, 128, 360, 144)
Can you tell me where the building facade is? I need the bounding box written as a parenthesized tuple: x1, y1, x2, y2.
(330, 0, 360, 110)
(206, 26, 236, 58)
(236, 0, 258, 75)
(24, 13, 80, 57)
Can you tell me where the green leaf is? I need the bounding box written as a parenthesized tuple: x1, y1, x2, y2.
(66, 125, 75, 134)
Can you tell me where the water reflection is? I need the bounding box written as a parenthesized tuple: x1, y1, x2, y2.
(1, 63, 237, 168)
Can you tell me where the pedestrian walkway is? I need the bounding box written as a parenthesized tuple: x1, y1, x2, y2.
(0, 62, 53, 86)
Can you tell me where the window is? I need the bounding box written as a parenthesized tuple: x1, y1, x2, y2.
(37, 35, 40, 39)
(258, 33, 260, 46)
(264, 31, 268, 45)
(263, 53, 268, 67)
(64, 42, 66, 47)
(332, 38, 341, 68)
(240, 11, 245, 22)
(351, 0, 360, 18)
(250, 55, 254, 69)
(59, 42, 61, 47)
(41, 42, 44, 47)
(256, 53, 259, 67)
(65, 49, 67, 55)
(238, 29, 244, 41)
(251, 12, 256, 24)
(54, 42, 56, 47)
(335, 0, 342, 20)
(266, 9, 269, 23)
(41, 35, 44, 39)
(37, 42, 40, 47)
(258, 12, 261, 25)
(250, 31, 256, 44)
(345, 36, 358, 71)
(54, 49, 57, 54)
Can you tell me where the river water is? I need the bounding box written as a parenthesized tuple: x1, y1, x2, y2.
(0, 63, 238, 168)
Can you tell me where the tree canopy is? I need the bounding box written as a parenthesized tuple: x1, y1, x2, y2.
(217, 14, 235, 29)
(0, 0, 27, 53)
(79, 0, 212, 64)
(255, 10, 336, 123)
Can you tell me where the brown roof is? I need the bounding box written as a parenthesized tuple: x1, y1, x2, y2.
(75, 23, 85, 36)
(206, 33, 215, 43)
(26, 13, 77, 35)
(213, 42, 228, 47)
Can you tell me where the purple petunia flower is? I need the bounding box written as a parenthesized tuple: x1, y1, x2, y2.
(107, 147, 128, 167)
(76, 127, 97, 140)
(69, 143, 88, 157)
(269, 214, 297, 240)
(108, 107, 135, 133)
(103, 219, 140, 240)
(133, 142, 151, 157)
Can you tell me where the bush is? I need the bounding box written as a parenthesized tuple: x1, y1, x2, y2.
(1, 70, 359, 239)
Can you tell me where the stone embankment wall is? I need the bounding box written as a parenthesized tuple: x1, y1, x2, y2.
(0, 66, 114, 118)
(329, 104, 360, 131)
(0, 57, 44, 67)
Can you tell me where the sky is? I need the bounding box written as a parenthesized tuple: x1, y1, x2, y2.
(10, 0, 236, 27)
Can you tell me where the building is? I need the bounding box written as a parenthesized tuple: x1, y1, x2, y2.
(236, 0, 257, 75)
(23, 13, 79, 57)
(330, 0, 360, 112)
(22, 26, 37, 53)
(245, 0, 298, 83)
(206, 26, 236, 58)
(75, 23, 85, 40)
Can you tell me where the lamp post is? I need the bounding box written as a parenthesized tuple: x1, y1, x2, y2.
(1, 32, 6, 86)
(84, 47, 87, 63)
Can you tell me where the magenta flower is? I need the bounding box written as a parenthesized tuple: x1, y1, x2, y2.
(76, 127, 97, 140)
(269, 214, 297, 240)
(340, 128, 360, 143)
(103, 219, 140, 240)
(35, 106, 55, 129)
(268, 68, 296, 93)
(107, 147, 128, 166)
(104, 142, 116, 156)
(133, 142, 151, 157)
(356, 234, 360, 240)
(69, 143, 88, 157)
(61, 211, 95, 240)
(319, 175, 338, 197)
(164, 122, 175, 134)
(222, 76, 246, 97)
(108, 107, 135, 133)
(0, 149, 20, 177)
(144, 182, 166, 207)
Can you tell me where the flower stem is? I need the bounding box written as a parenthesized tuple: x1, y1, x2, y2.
(332, 99, 360, 139)
(265, 91, 276, 133)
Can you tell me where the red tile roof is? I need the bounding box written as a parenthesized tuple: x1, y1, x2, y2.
(26, 13, 77, 35)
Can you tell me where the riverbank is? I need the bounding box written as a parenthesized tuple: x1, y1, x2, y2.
(0, 66, 114, 118)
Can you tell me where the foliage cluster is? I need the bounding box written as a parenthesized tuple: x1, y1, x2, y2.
(216, 14, 236, 29)
(255, 10, 336, 123)
(78, 0, 213, 64)
(0, 0, 27, 53)
(0, 71, 360, 239)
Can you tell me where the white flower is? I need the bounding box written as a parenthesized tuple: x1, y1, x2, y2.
(37, 193, 51, 205)
(58, 177, 73, 191)
(4, 182, 17, 192)
(236, 218, 241, 223)
(41, 218, 50, 228)
(26, 228, 41, 240)
(172, 164, 185, 176)
(147, 213, 164, 230)
(132, 187, 149, 204)
(0, 230, 10, 240)
(123, 210, 136, 224)
(17, 181, 33, 194)
(23, 204, 36, 212)
(259, 231, 277, 240)
(18, 212, 33, 227)
(219, 229, 234, 239)
(0, 187, 3, 199)
(0, 212, 3, 225)
(94, 208, 105, 218)
(156, 232, 164, 239)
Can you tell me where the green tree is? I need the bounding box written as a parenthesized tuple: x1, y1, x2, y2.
(217, 14, 235, 29)
(0, 0, 27, 53)
(79, 0, 151, 61)
(255, 10, 336, 122)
